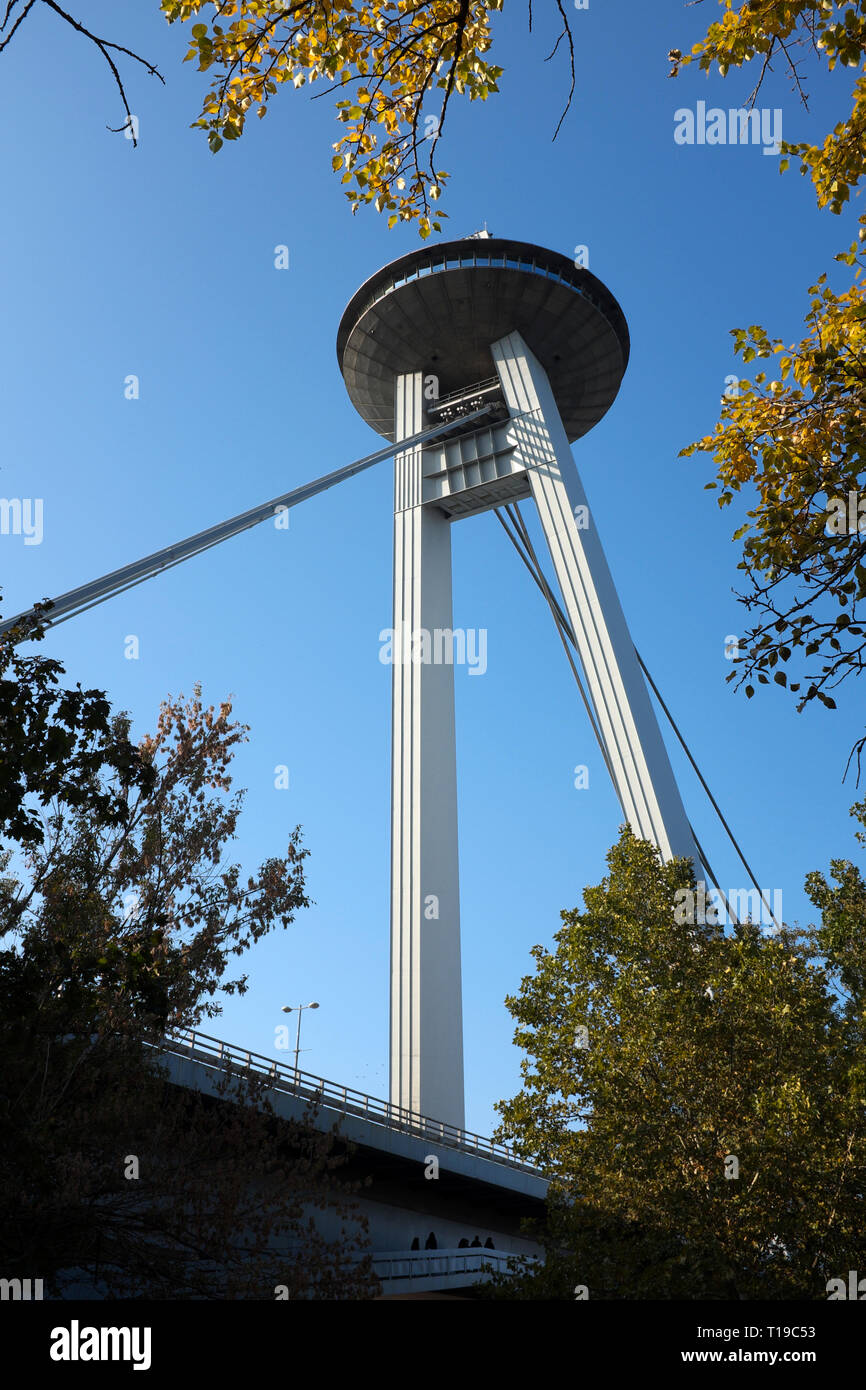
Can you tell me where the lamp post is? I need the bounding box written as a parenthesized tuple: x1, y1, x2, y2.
(280, 1001, 319, 1080)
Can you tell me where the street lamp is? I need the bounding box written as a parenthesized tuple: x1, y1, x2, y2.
(280, 1001, 320, 1078)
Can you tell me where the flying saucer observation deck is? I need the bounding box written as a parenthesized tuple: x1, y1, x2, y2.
(336, 236, 630, 444)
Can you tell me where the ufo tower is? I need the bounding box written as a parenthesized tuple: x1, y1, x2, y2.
(338, 235, 699, 1131)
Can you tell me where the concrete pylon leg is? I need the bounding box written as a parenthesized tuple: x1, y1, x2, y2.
(390, 372, 465, 1129)
(492, 331, 699, 865)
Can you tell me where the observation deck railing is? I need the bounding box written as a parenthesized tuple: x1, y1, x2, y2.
(426, 376, 508, 428)
(351, 242, 627, 345)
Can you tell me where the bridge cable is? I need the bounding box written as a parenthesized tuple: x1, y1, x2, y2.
(504, 500, 774, 928)
(495, 502, 737, 922)
(494, 506, 616, 787)
(0, 405, 497, 643)
(495, 503, 781, 930)
(632, 650, 777, 929)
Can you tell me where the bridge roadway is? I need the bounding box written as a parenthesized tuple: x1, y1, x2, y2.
(157, 1030, 549, 1298)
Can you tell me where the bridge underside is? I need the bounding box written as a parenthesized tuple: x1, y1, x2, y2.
(160, 1038, 547, 1299)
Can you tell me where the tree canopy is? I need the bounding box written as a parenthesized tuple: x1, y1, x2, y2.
(489, 825, 865, 1299)
(674, 3, 866, 772)
(0, 0, 517, 235)
(0, 629, 377, 1297)
(162, 0, 507, 236)
(0, 599, 155, 849)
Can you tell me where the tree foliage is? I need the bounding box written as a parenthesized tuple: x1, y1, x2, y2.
(673, 4, 866, 768)
(489, 827, 865, 1299)
(0, 599, 156, 849)
(3, 679, 312, 1025)
(161, 0, 507, 236)
(0, 1, 584, 234)
(671, 1, 866, 216)
(0, 670, 378, 1297)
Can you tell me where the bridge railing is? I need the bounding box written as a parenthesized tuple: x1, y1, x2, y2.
(371, 1248, 521, 1284)
(154, 1029, 542, 1177)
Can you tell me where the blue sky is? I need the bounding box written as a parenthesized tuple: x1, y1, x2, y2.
(1, 1, 863, 1137)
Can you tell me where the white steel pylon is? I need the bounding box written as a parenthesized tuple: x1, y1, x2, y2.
(352, 236, 710, 1128)
(386, 336, 698, 1132)
(390, 373, 466, 1132)
(492, 332, 697, 861)
(1, 235, 708, 1138)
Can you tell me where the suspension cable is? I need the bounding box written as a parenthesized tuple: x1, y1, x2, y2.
(0, 405, 497, 643)
(634, 650, 779, 931)
(494, 507, 615, 786)
(496, 502, 779, 931)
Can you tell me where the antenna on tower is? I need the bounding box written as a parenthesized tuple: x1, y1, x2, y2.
(467, 222, 490, 239)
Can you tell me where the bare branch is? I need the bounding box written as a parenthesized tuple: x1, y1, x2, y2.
(0, 1, 166, 148)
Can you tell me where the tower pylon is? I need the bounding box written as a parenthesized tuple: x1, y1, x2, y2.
(338, 237, 699, 1127)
